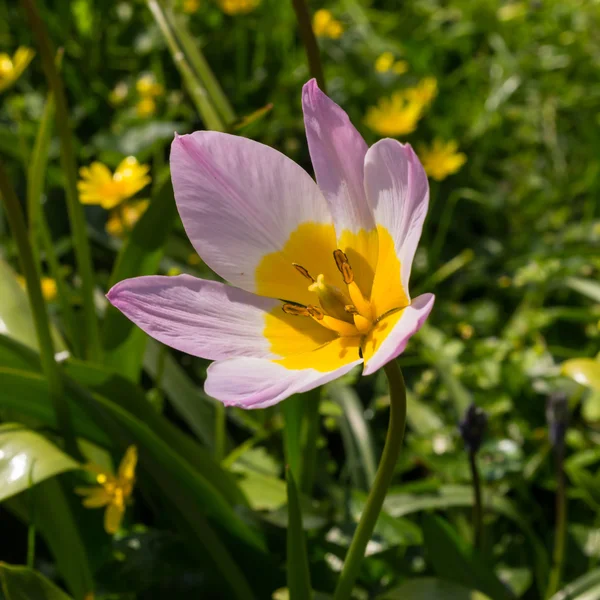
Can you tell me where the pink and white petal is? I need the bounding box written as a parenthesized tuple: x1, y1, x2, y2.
(170, 131, 332, 294)
(302, 79, 373, 235)
(107, 275, 278, 361)
(362, 293, 435, 376)
(364, 139, 429, 295)
(205, 353, 362, 410)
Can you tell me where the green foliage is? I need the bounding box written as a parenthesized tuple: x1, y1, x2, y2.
(0, 0, 599, 598)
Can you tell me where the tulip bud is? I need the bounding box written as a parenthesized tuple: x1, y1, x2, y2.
(458, 403, 488, 454)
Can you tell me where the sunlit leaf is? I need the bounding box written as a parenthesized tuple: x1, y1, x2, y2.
(562, 358, 600, 391)
(0, 563, 74, 600)
(0, 423, 78, 502)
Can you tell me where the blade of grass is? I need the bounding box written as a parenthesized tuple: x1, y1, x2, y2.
(147, 0, 224, 131)
(20, 0, 102, 362)
(166, 6, 236, 124)
(286, 468, 313, 600)
(27, 90, 82, 358)
(0, 162, 80, 459)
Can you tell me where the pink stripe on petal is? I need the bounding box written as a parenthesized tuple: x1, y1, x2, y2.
(107, 275, 278, 360)
(205, 355, 361, 409)
(170, 131, 332, 295)
(364, 139, 429, 294)
(362, 293, 435, 376)
(302, 79, 373, 235)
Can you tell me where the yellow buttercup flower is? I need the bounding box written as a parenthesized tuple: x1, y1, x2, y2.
(219, 0, 260, 15)
(76, 445, 138, 535)
(313, 9, 344, 39)
(136, 97, 157, 118)
(136, 74, 164, 98)
(405, 77, 437, 106)
(418, 139, 467, 181)
(16, 275, 58, 302)
(0, 47, 35, 94)
(375, 53, 408, 75)
(78, 157, 151, 210)
(183, 0, 201, 12)
(365, 92, 423, 136)
(106, 200, 150, 238)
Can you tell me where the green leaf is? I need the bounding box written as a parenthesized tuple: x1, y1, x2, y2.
(328, 382, 377, 490)
(144, 339, 216, 448)
(549, 568, 600, 600)
(0, 364, 111, 448)
(0, 423, 78, 503)
(565, 277, 600, 303)
(379, 577, 492, 599)
(422, 515, 513, 600)
(0, 260, 67, 355)
(0, 563, 74, 600)
(384, 485, 548, 593)
(562, 358, 600, 391)
(102, 178, 177, 381)
(6, 478, 94, 599)
(286, 468, 313, 600)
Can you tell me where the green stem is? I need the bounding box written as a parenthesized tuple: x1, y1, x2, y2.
(0, 161, 80, 459)
(333, 360, 407, 600)
(291, 0, 327, 92)
(147, 0, 224, 131)
(468, 449, 484, 550)
(299, 389, 320, 495)
(168, 6, 236, 124)
(546, 451, 567, 598)
(20, 0, 102, 363)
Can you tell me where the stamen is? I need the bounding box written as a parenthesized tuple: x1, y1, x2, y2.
(334, 248, 373, 319)
(333, 249, 353, 284)
(307, 304, 324, 320)
(282, 303, 310, 316)
(344, 305, 359, 315)
(353, 314, 372, 334)
(318, 315, 362, 337)
(292, 263, 315, 282)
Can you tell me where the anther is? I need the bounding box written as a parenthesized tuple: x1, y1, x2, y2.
(282, 303, 310, 317)
(292, 263, 315, 282)
(307, 305, 324, 320)
(333, 249, 354, 284)
(345, 305, 359, 314)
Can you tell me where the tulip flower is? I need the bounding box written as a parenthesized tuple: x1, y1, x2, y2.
(107, 79, 434, 409)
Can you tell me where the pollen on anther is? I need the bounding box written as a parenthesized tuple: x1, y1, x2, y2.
(292, 263, 315, 281)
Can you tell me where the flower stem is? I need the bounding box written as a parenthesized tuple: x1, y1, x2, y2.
(333, 360, 407, 600)
(20, 0, 102, 363)
(291, 0, 327, 92)
(214, 401, 226, 463)
(468, 449, 484, 550)
(0, 161, 80, 460)
(546, 449, 567, 598)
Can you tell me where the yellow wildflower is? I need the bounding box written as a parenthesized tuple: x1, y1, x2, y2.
(109, 82, 129, 106)
(76, 445, 138, 535)
(313, 9, 344, 39)
(375, 52, 395, 73)
(78, 157, 151, 210)
(105, 200, 150, 238)
(418, 139, 467, 181)
(167, 266, 182, 276)
(405, 77, 437, 106)
(375, 53, 409, 75)
(16, 275, 58, 302)
(136, 97, 157, 118)
(0, 47, 35, 94)
(136, 74, 164, 98)
(364, 92, 423, 136)
(183, 0, 201, 12)
(392, 60, 409, 75)
(219, 0, 260, 15)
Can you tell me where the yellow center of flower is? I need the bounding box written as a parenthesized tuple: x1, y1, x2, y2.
(258, 222, 411, 372)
